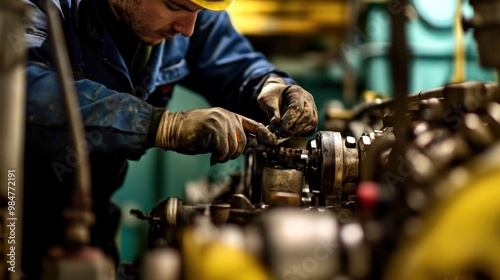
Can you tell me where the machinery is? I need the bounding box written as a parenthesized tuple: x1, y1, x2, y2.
(129, 80, 500, 280)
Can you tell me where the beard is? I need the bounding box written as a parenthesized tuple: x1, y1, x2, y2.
(112, 0, 156, 45)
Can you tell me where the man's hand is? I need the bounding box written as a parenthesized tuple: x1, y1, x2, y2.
(257, 75, 318, 137)
(155, 108, 278, 165)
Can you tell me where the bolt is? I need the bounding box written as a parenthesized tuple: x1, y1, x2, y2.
(309, 139, 317, 149)
(358, 135, 371, 152)
(346, 136, 356, 148)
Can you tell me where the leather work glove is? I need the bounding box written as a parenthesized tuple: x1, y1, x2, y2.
(155, 108, 278, 165)
(257, 75, 318, 137)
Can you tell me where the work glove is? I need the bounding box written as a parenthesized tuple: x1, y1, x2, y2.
(155, 108, 278, 165)
(257, 75, 318, 137)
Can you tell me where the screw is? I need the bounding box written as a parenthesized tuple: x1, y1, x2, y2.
(358, 135, 371, 152)
(346, 136, 356, 148)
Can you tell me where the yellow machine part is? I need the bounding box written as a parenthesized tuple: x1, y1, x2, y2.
(385, 158, 500, 280)
(182, 228, 272, 280)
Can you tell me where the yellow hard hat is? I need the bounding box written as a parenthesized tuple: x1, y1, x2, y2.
(190, 0, 234, 11)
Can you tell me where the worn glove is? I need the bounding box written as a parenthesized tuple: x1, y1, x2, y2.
(257, 75, 318, 137)
(155, 108, 278, 165)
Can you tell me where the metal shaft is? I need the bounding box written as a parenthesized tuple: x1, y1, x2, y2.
(45, 0, 94, 249)
(0, 0, 29, 278)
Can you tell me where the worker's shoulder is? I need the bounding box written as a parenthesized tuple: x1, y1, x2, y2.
(23, 0, 76, 13)
(196, 9, 231, 25)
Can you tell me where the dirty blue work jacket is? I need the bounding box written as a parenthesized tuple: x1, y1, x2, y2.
(22, 0, 292, 276)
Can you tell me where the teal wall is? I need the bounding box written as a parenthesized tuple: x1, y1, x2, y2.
(360, 0, 496, 96)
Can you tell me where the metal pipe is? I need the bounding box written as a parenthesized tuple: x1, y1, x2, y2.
(389, 0, 409, 156)
(45, 0, 93, 247)
(40, 3, 115, 279)
(350, 86, 446, 120)
(0, 0, 29, 278)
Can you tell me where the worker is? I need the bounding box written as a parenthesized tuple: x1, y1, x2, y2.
(22, 0, 318, 278)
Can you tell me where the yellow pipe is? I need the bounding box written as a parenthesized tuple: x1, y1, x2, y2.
(451, 0, 466, 83)
(385, 145, 500, 280)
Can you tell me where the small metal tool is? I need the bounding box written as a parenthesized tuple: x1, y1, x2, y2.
(245, 125, 290, 153)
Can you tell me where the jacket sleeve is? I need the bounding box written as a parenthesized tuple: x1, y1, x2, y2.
(24, 1, 155, 161)
(180, 10, 296, 123)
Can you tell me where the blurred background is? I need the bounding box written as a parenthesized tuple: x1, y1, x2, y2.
(111, 0, 496, 263)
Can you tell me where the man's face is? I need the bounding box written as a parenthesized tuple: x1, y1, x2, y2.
(109, 0, 203, 45)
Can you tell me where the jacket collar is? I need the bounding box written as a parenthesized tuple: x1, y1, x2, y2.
(77, 0, 133, 89)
